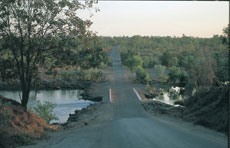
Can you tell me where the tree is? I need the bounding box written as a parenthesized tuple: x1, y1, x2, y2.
(0, 0, 97, 109)
(189, 48, 216, 90)
(160, 51, 177, 67)
(153, 65, 168, 82)
(221, 24, 229, 45)
(135, 66, 149, 84)
(126, 55, 143, 72)
(216, 24, 229, 82)
(168, 66, 181, 84)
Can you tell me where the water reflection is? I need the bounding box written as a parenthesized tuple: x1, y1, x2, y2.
(152, 86, 184, 106)
(0, 90, 92, 123)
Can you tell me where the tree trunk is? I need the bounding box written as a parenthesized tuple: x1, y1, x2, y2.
(21, 80, 31, 109)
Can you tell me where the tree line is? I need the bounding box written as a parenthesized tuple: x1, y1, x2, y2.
(99, 25, 229, 95)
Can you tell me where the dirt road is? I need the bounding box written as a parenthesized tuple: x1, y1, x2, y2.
(21, 46, 227, 148)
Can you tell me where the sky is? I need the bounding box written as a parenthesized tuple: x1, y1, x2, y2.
(78, 1, 229, 38)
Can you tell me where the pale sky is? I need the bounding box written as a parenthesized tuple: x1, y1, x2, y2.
(78, 1, 229, 38)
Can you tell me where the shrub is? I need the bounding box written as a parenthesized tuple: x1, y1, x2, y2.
(106, 58, 113, 67)
(0, 101, 12, 125)
(31, 101, 58, 123)
(126, 55, 143, 72)
(79, 70, 91, 81)
(99, 62, 107, 69)
(153, 65, 168, 82)
(136, 66, 149, 84)
(90, 69, 104, 82)
(58, 68, 104, 82)
(142, 56, 158, 68)
(168, 66, 181, 84)
(142, 56, 150, 68)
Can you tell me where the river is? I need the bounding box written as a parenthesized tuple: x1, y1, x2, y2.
(0, 90, 93, 123)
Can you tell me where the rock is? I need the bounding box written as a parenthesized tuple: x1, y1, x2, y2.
(144, 93, 158, 99)
(68, 113, 78, 122)
(91, 96, 103, 102)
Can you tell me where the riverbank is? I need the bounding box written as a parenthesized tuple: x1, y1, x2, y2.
(16, 67, 113, 147)
(0, 68, 111, 148)
(0, 79, 92, 91)
(0, 82, 109, 148)
(141, 85, 228, 134)
(0, 95, 59, 148)
(123, 62, 228, 134)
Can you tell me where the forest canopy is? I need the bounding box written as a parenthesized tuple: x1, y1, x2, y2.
(100, 25, 229, 93)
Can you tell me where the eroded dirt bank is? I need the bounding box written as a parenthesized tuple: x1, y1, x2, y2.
(141, 85, 228, 134)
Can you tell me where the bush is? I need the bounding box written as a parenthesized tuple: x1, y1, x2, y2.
(142, 56, 150, 68)
(99, 62, 107, 69)
(126, 55, 143, 72)
(0, 101, 12, 125)
(58, 68, 104, 82)
(32, 100, 58, 123)
(79, 70, 91, 81)
(90, 69, 104, 82)
(136, 66, 149, 84)
(168, 66, 181, 84)
(142, 56, 157, 68)
(153, 65, 168, 82)
(106, 58, 113, 67)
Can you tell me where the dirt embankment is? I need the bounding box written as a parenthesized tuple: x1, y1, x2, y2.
(142, 85, 229, 134)
(0, 96, 59, 148)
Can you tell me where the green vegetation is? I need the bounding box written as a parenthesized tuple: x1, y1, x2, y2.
(0, 102, 11, 125)
(0, 0, 110, 108)
(135, 66, 149, 84)
(100, 25, 229, 96)
(153, 65, 168, 83)
(120, 48, 150, 83)
(58, 68, 104, 82)
(31, 101, 58, 123)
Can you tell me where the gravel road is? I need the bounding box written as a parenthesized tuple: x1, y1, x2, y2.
(21, 46, 227, 148)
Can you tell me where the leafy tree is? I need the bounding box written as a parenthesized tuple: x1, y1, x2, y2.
(168, 66, 189, 86)
(126, 55, 143, 72)
(142, 56, 150, 68)
(120, 48, 138, 65)
(135, 66, 149, 84)
(189, 48, 216, 90)
(79, 47, 108, 69)
(221, 24, 229, 45)
(168, 66, 181, 84)
(216, 24, 229, 82)
(160, 51, 177, 67)
(0, 0, 97, 108)
(179, 70, 189, 87)
(153, 65, 168, 82)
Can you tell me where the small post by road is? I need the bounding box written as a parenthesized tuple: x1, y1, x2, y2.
(133, 88, 142, 102)
(109, 89, 113, 103)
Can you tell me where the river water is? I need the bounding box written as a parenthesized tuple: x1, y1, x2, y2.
(0, 90, 93, 123)
(152, 87, 183, 106)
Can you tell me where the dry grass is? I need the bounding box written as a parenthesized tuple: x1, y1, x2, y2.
(0, 95, 59, 147)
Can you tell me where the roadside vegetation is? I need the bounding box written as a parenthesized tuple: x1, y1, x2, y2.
(102, 25, 228, 96)
(0, 0, 111, 109)
(0, 0, 112, 147)
(100, 25, 229, 133)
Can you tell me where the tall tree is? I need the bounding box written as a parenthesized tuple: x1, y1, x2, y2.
(189, 48, 216, 90)
(0, 0, 97, 108)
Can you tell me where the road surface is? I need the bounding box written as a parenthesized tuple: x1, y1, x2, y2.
(22, 46, 227, 148)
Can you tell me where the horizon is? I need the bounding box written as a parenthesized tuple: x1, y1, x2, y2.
(78, 1, 229, 38)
